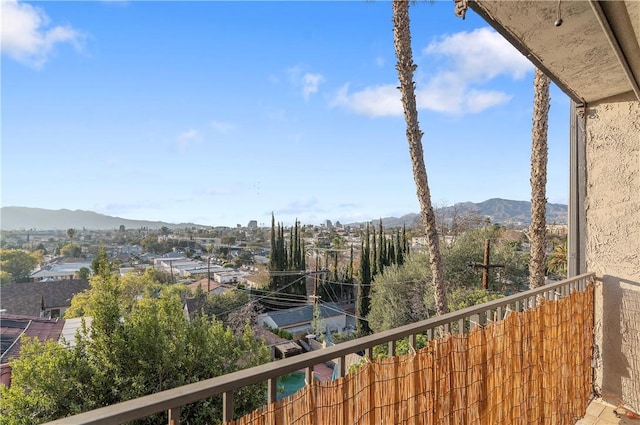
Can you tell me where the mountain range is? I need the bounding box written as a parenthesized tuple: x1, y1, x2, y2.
(0, 207, 206, 231)
(372, 198, 568, 229)
(0, 199, 567, 231)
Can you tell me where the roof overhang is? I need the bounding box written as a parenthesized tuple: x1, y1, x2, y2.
(469, 0, 640, 104)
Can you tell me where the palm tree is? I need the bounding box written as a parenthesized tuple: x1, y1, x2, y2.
(392, 0, 448, 315)
(529, 68, 551, 288)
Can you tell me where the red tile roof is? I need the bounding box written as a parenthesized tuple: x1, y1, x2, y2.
(0, 314, 65, 364)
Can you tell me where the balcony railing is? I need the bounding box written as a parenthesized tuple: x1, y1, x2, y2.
(42, 272, 596, 425)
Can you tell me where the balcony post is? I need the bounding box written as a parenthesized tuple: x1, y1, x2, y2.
(168, 407, 180, 425)
(222, 391, 233, 423)
(267, 378, 278, 404)
(568, 100, 586, 277)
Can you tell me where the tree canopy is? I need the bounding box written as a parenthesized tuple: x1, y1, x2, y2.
(1, 272, 270, 425)
(0, 249, 40, 283)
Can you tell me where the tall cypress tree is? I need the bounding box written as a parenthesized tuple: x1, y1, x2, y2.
(357, 224, 372, 335)
(371, 226, 378, 277)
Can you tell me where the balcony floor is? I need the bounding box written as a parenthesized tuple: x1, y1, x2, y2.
(575, 398, 639, 424)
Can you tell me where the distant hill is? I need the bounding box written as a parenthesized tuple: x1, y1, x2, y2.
(370, 198, 567, 229)
(0, 207, 208, 231)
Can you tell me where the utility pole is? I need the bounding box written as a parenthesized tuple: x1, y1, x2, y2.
(468, 239, 505, 290)
(207, 256, 211, 292)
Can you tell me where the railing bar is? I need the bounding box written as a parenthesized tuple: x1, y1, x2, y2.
(306, 366, 313, 385)
(470, 313, 479, 330)
(481, 311, 488, 326)
(267, 378, 277, 404)
(40, 273, 596, 425)
(168, 407, 180, 425)
(388, 339, 396, 357)
(222, 391, 233, 423)
(496, 306, 503, 322)
(458, 318, 465, 334)
(338, 355, 346, 378)
(409, 333, 416, 349)
(365, 346, 372, 359)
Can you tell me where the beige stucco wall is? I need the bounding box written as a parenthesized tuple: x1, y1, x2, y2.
(585, 93, 640, 410)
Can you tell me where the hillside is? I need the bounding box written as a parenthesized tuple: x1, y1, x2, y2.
(0, 207, 207, 231)
(376, 198, 567, 229)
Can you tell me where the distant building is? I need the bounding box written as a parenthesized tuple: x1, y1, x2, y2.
(247, 220, 258, 229)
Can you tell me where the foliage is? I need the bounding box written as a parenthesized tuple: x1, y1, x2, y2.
(442, 226, 528, 291)
(546, 242, 567, 279)
(263, 325, 293, 340)
(60, 242, 82, 258)
(0, 249, 40, 283)
(3, 273, 270, 425)
(268, 215, 306, 295)
(76, 267, 91, 280)
(368, 251, 433, 333)
(0, 270, 12, 284)
(201, 289, 250, 323)
(368, 227, 525, 333)
(448, 288, 504, 312)
(90, 246, 111, 278)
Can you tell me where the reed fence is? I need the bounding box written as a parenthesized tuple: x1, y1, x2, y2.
(231, 284, 594, 425)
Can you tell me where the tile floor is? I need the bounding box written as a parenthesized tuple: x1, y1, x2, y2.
(575, 398, 639, 425)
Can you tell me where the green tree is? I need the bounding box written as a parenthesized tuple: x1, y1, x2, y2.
(3, 273, 270, 425)
(368, 251, 433, 333)
(67, 228, 76, 241)
(368, 228, 526, 332)
(0, 249, 39, 282)
(76, 267, 91, 280)
(0, 270, 13, 284)
(356, 225, 372, 335)
(60, 242, 82, 258)
(91, 246, 111, 278)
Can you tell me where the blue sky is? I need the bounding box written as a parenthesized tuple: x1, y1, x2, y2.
(1, 1, 570, 228)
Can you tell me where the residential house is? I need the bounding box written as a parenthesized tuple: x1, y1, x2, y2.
(30, 261, 92, 282)
(0, 279, 90, 319)
(0, 314, 66, 387)
(257, 302, 347, 339)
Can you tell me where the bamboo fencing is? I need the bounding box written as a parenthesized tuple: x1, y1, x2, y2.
(230, 285, 594, 425)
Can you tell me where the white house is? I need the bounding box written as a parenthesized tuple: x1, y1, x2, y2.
(257, 302, 347, 338)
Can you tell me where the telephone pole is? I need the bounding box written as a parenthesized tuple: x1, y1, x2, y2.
(468, 239, 504, 290)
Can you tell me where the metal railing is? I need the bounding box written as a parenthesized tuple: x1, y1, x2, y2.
(42, 273, 596, 425)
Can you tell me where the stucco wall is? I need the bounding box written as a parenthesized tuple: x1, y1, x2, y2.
(585, 94, 640, 410)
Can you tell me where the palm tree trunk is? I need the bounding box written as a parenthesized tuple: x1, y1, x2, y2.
(392, 0, 448, 315)
(529, 68, 550, 288)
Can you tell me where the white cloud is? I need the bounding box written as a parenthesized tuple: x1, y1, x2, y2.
(176, 129, 201, 150)
(210, 120, 236, 134)
(302, 72, 325, 100)
(331, 83, 401, 117)
(423, 27, 532, 81)
(286, 66, 325, 100)
(1, 0, 83, 68)
(331, 27, 532, 117)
